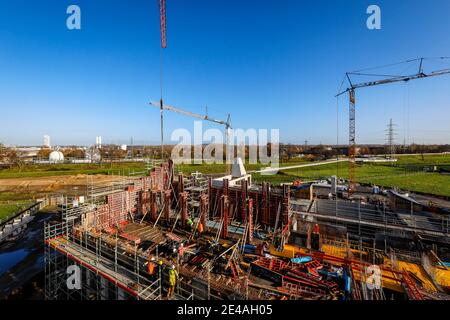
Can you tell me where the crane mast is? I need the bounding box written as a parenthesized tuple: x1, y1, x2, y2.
(337, 57, 450, 195)
(158, 0, 167, 159)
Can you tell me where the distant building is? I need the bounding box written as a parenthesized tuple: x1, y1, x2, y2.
(96, 136, 102, 149)
(49, 151, 64, 163)
(14, 147, 41, 161)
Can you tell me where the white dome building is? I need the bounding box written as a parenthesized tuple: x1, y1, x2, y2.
(49, 151, 64, 163)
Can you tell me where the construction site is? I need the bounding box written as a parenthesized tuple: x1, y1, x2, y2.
(38, 0, 450, 302)
(0, 1, 449, 304)
(41, 156, 450, 301)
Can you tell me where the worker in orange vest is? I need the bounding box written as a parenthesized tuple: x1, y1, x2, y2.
(147, 256, 156, 280)
(197, 221, 204, 237)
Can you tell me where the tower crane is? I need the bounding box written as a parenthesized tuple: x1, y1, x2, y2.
(149, 101, 233, 173)
(337, 57, 450, 195)
(157, 0, 167, 159)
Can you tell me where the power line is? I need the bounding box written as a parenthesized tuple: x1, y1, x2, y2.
(385, 118, 397, 157)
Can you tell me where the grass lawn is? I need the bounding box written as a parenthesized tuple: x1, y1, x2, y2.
(0, 158, 310, 179)
(253, 154, 450, 196)
(0, 162, 148, 179)
(0, 201, 35, 222)
(0, 154, 449, 196)
(396, 154, 450, 166)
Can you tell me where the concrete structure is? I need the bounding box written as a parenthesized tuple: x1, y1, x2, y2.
(42, 160, 450, 301)
(389, 190, 423, 212)
(212, 157, 252, 187)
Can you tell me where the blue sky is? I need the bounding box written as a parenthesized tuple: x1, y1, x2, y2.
(1, 0, 450, 146)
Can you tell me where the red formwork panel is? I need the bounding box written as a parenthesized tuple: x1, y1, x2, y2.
(80, 166, 169, 231)
(209, 184, 289, 229)
(95, 204, 110, 230)
(139, 191, 150, 215)
(107, 192, 129, 227)
(149, 165, 170, 191)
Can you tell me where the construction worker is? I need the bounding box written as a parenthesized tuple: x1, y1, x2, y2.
(197, 221, 204, 237)
(147, 256, 157, 280)
(157, 260, 164, 279)
(171, 243, 178, 258)
(187, 216, 194, 231)
(167, 265, 178, 298)
(274, 230, 282, 251)
(178, 243, 185, 263)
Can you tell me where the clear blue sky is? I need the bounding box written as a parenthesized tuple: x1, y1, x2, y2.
(1, 0, 450, 146)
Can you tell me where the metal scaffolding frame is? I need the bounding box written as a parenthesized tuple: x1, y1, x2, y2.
(44, 192, 231, 301)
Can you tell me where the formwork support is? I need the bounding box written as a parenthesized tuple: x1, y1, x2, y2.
(180, 192, 188, 228)
(164, 190, 171, 220)
(248, 198, 253, 244)
(151, 191, 158, 221)
(167, 159, 174, 185)
(262, 182, 270, 227)
(241, 180, 248, 223)
(200, 194, 209, 231)
(178, 174, 188, 227)
(221, 179, 229, 238)
(140, 191, 150, 216)
(282, 184, 290, 228)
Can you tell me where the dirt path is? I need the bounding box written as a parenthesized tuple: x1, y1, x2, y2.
(0, 174, 128, 194)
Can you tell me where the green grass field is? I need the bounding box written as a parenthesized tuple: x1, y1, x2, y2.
(253, 154, 450, 196)
(0, 154, 449, 196)
(0, 158, 311, 179)
(0, 201, 35, 222)
(0, 162, 148, 179)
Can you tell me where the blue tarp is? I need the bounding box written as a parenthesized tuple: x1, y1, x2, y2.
(291, 256, 312, 264)
(318, 268, 339, 279)
(292, 183, 312, 191)
(242, 244, 256, 254)
(343, 269, 351, 293)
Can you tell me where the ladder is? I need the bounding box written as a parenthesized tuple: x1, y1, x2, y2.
(402, 271, 425, 300)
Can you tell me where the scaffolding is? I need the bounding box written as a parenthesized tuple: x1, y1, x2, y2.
(43, 170, 244, 300)
(291, 198, 450, 241)
(44, 219, 228, 300)
(42, 160, 450, 301)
